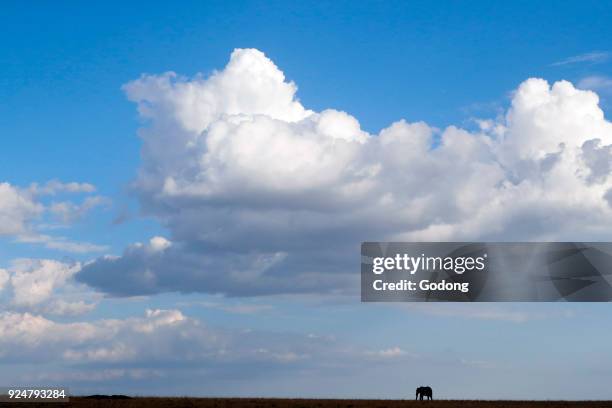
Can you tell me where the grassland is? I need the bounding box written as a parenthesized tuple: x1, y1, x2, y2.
(10, 398, 612, 408)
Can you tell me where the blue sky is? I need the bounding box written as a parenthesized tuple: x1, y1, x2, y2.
(2, 0, 612, 399)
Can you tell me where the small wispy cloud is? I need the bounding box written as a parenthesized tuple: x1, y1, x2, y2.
(373, 347, 406, 358)
(552, 51, 610, 66)
(578, 75, 612, 94)
(182, 300, 274, 315)
(364, 346, 419, 361)
(403, 304, 575, 323)
(16, 233, 108, 254)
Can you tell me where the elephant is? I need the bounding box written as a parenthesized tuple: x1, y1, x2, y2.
(416, 386, 433, 400)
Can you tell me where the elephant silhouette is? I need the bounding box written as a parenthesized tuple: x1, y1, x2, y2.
(416, 386, 433, 400)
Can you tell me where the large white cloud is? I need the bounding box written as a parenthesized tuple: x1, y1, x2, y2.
(79, 48, 612, 297)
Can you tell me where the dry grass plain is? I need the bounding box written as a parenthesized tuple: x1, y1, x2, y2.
(9, 398, 612, 408)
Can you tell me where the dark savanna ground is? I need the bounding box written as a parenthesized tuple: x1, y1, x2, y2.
(7, 398, 612, 408)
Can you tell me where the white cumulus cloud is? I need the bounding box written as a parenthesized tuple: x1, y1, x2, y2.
(0, 259, 98, 316)
(78, 48, 612, 297)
